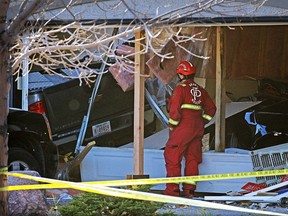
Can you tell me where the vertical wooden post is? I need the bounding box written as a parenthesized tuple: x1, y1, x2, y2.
(134, 30, 146, 174)
(215, 26, 226, 152)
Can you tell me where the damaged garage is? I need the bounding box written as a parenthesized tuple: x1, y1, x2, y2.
(112, 24, 288, 151)
(76, 4, 288, 196)
(12, 0, 288, 202)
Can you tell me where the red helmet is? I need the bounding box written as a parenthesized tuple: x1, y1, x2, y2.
(176, 61, 196, 76)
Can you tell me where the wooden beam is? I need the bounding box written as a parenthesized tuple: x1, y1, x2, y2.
(215, 26, 226, 152)
(133, 30, 146, 174)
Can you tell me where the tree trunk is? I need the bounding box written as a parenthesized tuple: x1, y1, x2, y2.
(0, 47, 10, 216)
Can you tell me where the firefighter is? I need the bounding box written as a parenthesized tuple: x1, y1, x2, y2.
(164, 61, 216, 198)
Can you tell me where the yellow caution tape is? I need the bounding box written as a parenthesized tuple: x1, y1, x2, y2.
(3, 172, 288, 216)
(0, 167, 8, 175)
(3, 169, 288, 191)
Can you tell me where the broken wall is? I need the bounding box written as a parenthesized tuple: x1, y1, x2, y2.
(146, 27, 215, 84)
(111, 25, 288, 96)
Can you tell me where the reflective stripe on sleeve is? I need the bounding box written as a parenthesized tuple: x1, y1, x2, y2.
(181, 104, 202, 110)
(168, 118, 179, 126)
(202, 114, 212, 121)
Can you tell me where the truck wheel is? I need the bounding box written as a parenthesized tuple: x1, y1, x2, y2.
(8, 148, 42, 175)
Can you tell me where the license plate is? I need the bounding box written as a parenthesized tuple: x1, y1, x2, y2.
(92, 121, 111, 137)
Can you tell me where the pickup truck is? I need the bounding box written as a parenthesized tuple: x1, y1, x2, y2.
(8, 108, 58, 178)
(27, 64, 156, 156)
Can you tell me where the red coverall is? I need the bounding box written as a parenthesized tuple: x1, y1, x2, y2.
(164, 79, 216, 197)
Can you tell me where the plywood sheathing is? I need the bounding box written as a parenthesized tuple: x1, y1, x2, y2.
(177, 25, 288, 81)
(109, 62, 135, 92)
(223, 25, 288, 80)
(146, 35, 194, 84)
(147, 27, 216, 84)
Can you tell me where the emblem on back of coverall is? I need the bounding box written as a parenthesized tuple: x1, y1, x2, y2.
(190, 85, 201, 104)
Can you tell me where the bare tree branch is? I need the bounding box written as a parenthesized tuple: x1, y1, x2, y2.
(8, 0, 286, 82)
(7, 1, 48, 39)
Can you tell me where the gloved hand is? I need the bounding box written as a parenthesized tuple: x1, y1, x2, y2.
(169, 127, 174, 131)
(168, 123, 175, 131)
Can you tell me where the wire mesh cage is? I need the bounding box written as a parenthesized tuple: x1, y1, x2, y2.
(250, 143, 288, 186)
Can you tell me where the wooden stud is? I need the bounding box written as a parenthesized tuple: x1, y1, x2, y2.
(215, 26, 226, 152)
(134, 30, 146, 174)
